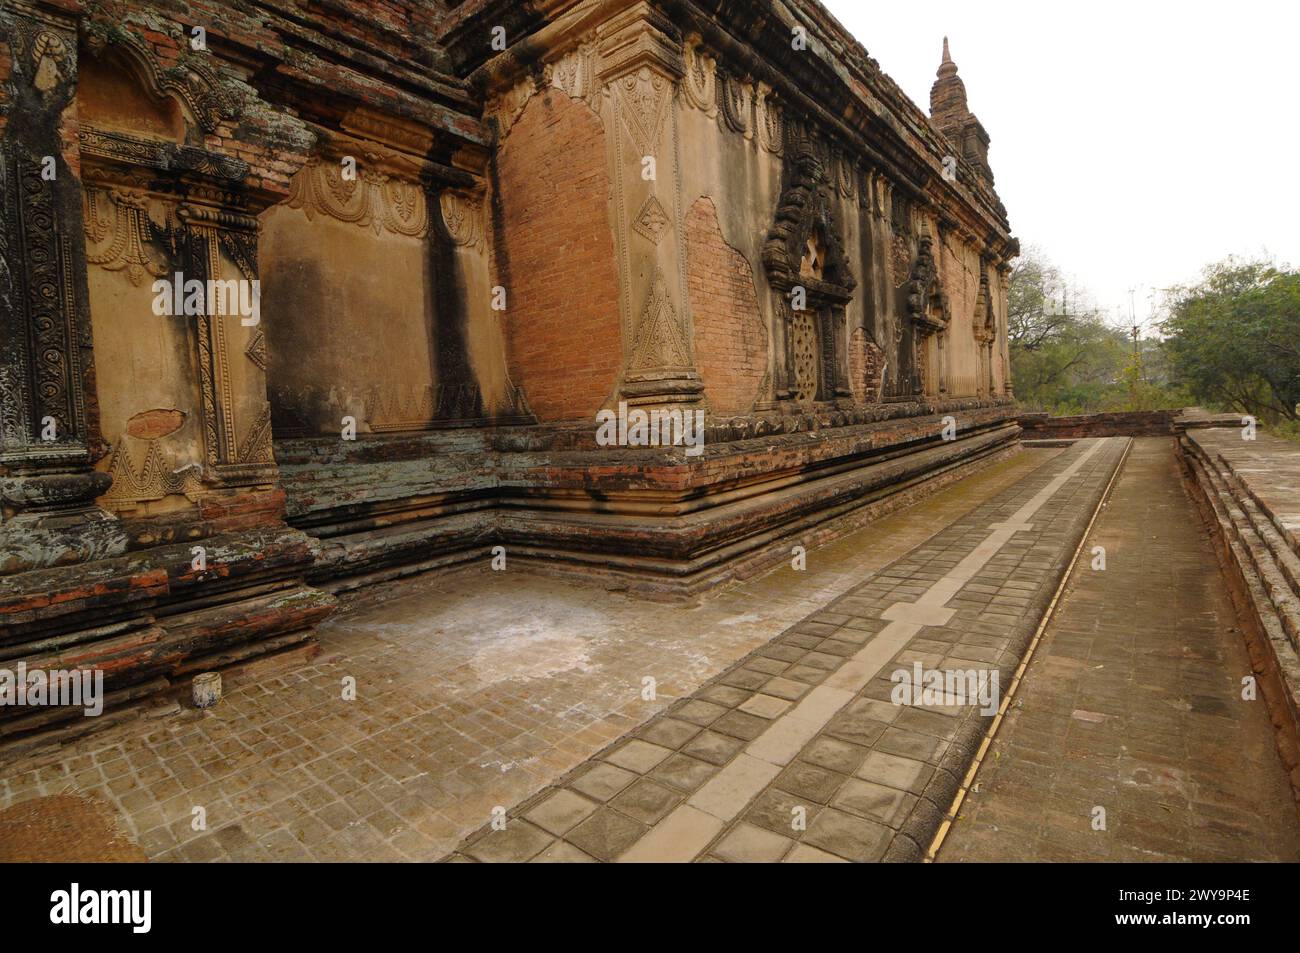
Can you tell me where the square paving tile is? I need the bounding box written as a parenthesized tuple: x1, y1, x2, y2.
(802, 808, 892, 862)
(569, 763, 638, 802)
(681, 730, 746, 767)
(609, 779, 681, 826)
(710, 710, 769, 742)
(856, 751, 933, 794)
(523, 789, 599, 836)
(650, 753, 720, 794)
(530, 841, 597, 863)
(744, 788, 823, 838)
(603, 740, 673, 774)
(674, 700, 729, 727)
(712, 822, 794, 863)
(831, 778, 916, 828)
(639, 718, 702, 749)
(774, 762, 847, 804)
(802, 737, 869, 775)
(739, 694, 792, 720)
(464, 821, 553, 863)
(565, 807, 648, 862)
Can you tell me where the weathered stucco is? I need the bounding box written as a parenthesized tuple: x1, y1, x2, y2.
(0, 0, 1019, 733)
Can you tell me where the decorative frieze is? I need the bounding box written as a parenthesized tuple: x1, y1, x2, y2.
(286, 159, 429, 238)
(439, 190, 486, 250)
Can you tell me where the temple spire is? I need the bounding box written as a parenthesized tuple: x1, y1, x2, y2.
(930, 36, 994, 182)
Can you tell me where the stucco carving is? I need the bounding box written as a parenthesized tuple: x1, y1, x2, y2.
(614, 67, 671, 152)
(439, 190, 486, 249)
(683, 38, 717, 115)
(286, 159, 429, 238)
(83, 188, 169, 285)
(718, 71, 752, 138)
(102, 434, 203, 507)
(632, 195, 671, 245)
(755, 84, 783, 155)
(907, 233, 949, 334)
(629, 271, 692, 371)
(83, 28, 241, 134)
(763, 144, 855, 299)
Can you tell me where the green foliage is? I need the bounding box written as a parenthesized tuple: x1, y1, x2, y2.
(1161, 257, 1300, 424)
(1007, 247, 1186, 415)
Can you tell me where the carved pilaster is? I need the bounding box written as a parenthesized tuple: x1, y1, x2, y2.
(0, 8, 110, 521)
(596, 3, 703, 408)
(173, 205, 276, 486)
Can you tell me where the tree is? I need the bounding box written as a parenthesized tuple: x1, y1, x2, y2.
(1007, 246, 1070, 352)
(1007, 247, 1132, 413)
(1161, 257, 1300, 423)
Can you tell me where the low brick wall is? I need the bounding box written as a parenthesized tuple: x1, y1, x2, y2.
(1019, 410, 1178, 439)
(1179, 428, 1300, 802)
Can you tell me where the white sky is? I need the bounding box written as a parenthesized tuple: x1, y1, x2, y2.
(821, 0, 1300, 332)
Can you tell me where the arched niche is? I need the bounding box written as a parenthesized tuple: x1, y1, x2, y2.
(77, 35, 269, 517)
(763, 144, 857, 407)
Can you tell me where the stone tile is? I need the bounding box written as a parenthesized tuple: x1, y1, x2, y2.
(855, 751, 933, 794)
(831, 778, 916, 828)
(774, 761, 846, 805)
(523, 789, 598, 836)
(681, 730, 746, 767)
(464, 821, 553, 863)
(719, 669, 770, 690)
(712, 822, 794, 863)
(650, 753, 719, 794)
(746, 657, 789, 676)
(530, 841, 597, 863)
(688, 754, 782, 821)
(565, 808, 647, 863)
(784, 843, 850, 863)
(750, 701, 827, 757)
(569, 763, 639, 802)
(743, 788, 822, 838)
(603, 739, 673, 774)
(802, 808, 891, 862)
(824, 709, 889, 748)
(739, 694, 792, 720)
(697, 685, 751, 708)
(761, 677, 812, 701)
(674, 700, 729, 727)
(609, 779, 681, 826)
(875, 726, 946, 763)
(639, 718, 702, 750)
(617, 805, 723, 863)
(710, 710, 770, 742)
(801, 737, 869, 775)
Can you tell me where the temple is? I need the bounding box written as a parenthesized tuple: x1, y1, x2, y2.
(0, 0, 1017, 735)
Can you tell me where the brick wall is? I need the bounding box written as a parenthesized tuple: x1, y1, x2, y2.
(496, 90, 621, 423)
(1019, 410, 1177, 439)
(848, 326, 885, 403)
(685, 196, 767, 414)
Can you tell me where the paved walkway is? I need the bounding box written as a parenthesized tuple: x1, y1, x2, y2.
(449, 438, 1131, 862)
(939, 438, 1300, 862)
(0, 445, 1057, 862)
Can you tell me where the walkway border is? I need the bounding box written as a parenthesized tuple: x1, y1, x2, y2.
(925, 437, 1133, 861)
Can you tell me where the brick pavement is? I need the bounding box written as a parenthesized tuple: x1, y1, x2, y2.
(939, 438, 1300, 862)
(0, 447, 1056, 862)
(448, 438, 1133, 862)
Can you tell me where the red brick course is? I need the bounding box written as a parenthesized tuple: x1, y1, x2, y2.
(685, 196, 766, 415)
(496, 90, 622, 422)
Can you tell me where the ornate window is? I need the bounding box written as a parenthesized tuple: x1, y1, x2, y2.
(763, 144, 857, 406)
